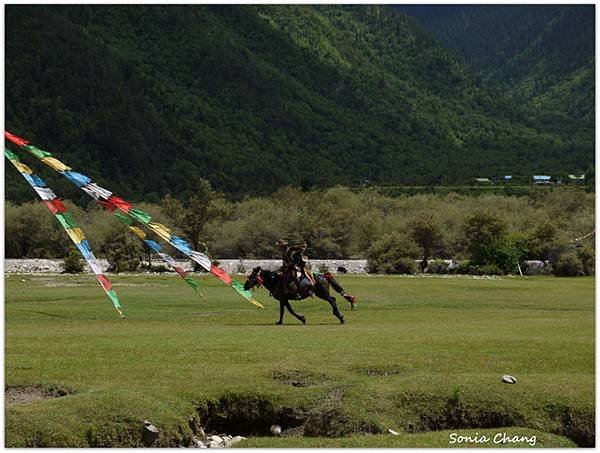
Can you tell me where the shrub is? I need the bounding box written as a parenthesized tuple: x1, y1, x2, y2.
(409, 214, 445, 264)
(366, 232, 419, 274)
(464, 212, 527, 273)
(139, 263, 170, 273)
(577, 246, 595, 276)
(468, 263, 504, 275)
(553, 252, 584, 277)
(427, 260, 449, 274)
(379, 257, 419, 274)
(101, 228, 143, 273)
(61, 247, 85, 274)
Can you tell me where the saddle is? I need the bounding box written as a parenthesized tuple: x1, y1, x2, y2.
(278, 266, 314, 299)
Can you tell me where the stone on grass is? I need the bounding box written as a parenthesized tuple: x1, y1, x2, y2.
(142, 421, 159, 447)
(501, 374, 517, 384)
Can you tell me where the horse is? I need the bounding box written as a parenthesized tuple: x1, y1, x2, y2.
(243, 266, 357, 325)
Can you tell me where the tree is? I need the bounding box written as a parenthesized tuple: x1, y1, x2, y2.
(101, 227, 144, 273)
(464, 211, 507, 264)
(162, 178, 228, 263)
(61, 247, 85, 274)
(464, 211, 527, 273)
(366, 232, 419, 274)
(409, 214, 444, 271)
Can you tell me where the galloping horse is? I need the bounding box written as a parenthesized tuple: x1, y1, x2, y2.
(243, 267, 357, 325)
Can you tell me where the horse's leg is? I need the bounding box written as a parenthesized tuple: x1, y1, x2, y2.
(324, 273, 357, 310)
(283, 300, 306, 325)
(315, 282, 344, 324)
(276, 300, 285, 325)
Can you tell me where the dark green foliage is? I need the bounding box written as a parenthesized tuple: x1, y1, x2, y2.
(576, 246, 595, 276)
(101, 227, 143, 273)
(552, 246, 595, 277)
(139, 263, 170, 273)
(161, 178, 228, 253)
(409, 214, 445, 266)
(464, 212, 528, 273)
(5, 201, 70, 258)
(366, 232, 419, 274)
(4, 5, 593, 202)
(397, 5, 595, 145)
(61, 247, 85, 274)
(553, 252, 584, 277)
(468, 264, 505, 276)
(5, 186, 594, 277)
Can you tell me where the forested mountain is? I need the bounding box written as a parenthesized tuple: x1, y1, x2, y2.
(5, 5, 594, 202)
(397, 5, 595, 141)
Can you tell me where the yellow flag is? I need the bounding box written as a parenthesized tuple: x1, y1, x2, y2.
(41, 156, 71, 172)
(14, 161, 32, 174)
(65, 227, 85, 244)
(148, 222, 171, 240)
(128, 226, 147, 239)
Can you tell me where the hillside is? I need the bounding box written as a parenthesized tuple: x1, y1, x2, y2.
(397, 5, 595, 141)
(5, 5, 593, 202)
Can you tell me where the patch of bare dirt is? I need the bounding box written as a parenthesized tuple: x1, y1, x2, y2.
(5, 386, 71, 405)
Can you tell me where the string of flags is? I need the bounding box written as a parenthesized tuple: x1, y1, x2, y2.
(5, 130, 264, 315)
(4, 147, 124, 318)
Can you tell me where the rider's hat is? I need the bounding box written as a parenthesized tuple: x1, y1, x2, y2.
(276, 239, 289, 247)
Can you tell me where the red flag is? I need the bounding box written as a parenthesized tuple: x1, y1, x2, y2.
(107, 195, 132, 213)
(44, 198, 67, 214)
(97, 274, 113, 292)
(98, 199, 118, 212)
(4, 131, 29, 147)
(174, 267, 187, 278)
(210, 264, 232, 284)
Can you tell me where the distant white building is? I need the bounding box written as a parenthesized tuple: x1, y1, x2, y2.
(532, 175, 551, 185)
(568, 174, 585, 184)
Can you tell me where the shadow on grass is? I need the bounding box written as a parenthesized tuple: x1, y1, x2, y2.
(227, 323, 342, 326)
(21, 310, 73, 319)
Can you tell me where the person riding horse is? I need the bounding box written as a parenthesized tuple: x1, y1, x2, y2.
(276, 239, 316, 299)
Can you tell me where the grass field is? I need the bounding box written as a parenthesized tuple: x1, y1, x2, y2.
(4, 273, 594, 447)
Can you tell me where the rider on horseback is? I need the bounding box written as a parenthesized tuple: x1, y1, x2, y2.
(276, 239, 316, 298)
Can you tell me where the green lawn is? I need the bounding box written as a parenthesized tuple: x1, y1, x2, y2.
(4, 273, 594, 447)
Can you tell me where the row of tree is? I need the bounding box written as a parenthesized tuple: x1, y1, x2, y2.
(5, 181, 594, 276)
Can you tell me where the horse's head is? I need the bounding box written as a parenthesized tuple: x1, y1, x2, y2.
(244, 266, 263, 291)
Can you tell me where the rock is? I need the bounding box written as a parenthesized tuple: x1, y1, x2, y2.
(209, 440, 224, 448)
(228, 436, 246, 446)
(195, 440, 206, 448)
(270, 424, 282, 436)
(388, 429, 399, 435)
(501, 374, 517, 384)
(209, 435, 223, 443)
(142, 422, 159, 447)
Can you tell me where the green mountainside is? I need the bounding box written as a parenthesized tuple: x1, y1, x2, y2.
(5, 5, 594, 202)
(397, 5, 595, 140)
